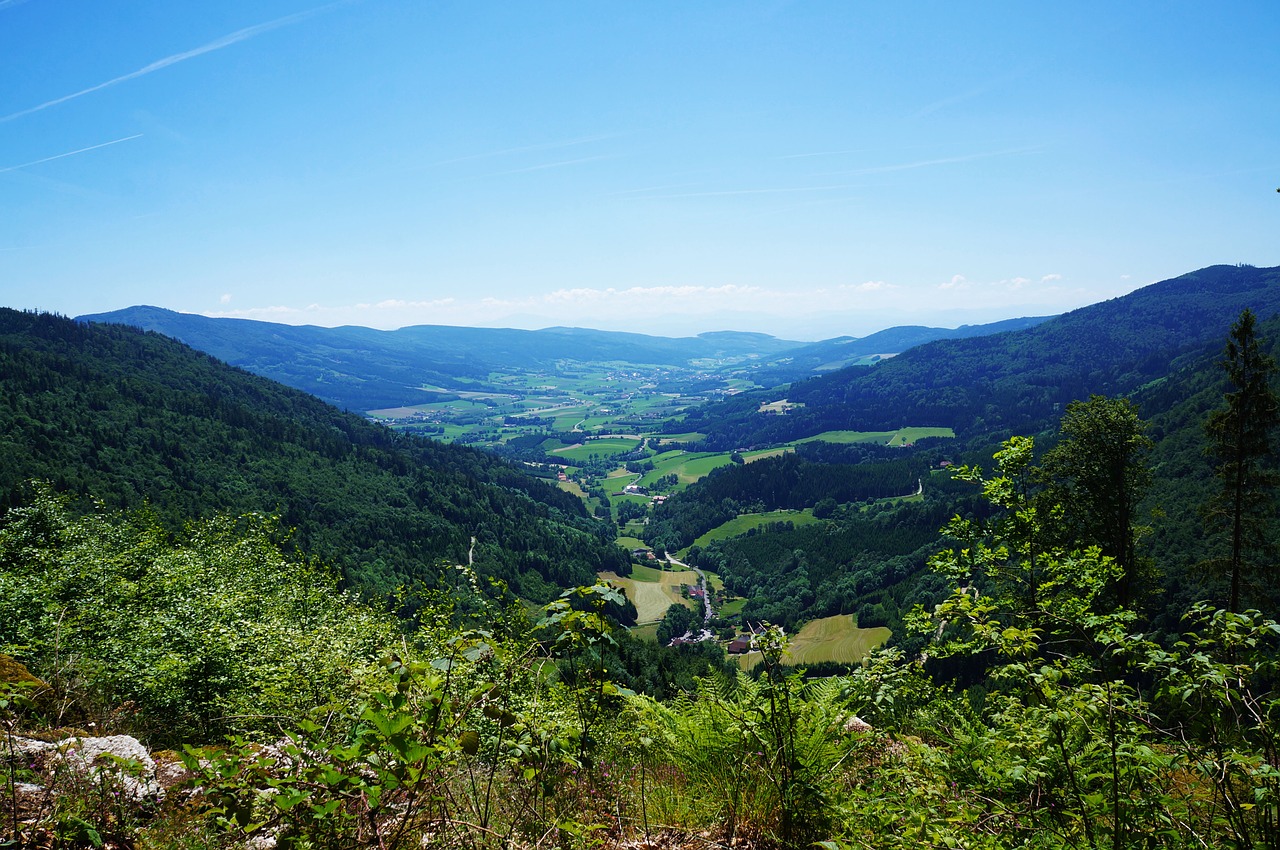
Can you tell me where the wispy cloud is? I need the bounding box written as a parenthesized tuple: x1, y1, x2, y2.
(0, 0, 33, 11)
(539, 284, 763, 305)
(0, 133, 143, 173)
(432, 134, 621, 167)
(624, 184, 858, 200)
(828, 147, 1040, 177)
(607, 182, 704, 197)
(196, 270, 1097, 337)
(486, 154, 617, 177)
(775, 147, 872, 160)
(911, 70, 1027, 119)
(1, 2, 346, 123)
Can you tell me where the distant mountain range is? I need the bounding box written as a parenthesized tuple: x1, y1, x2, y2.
(76, 307, 1053, 411)
(679, 264, 1280, 447)
(743, 316, 1053, 385)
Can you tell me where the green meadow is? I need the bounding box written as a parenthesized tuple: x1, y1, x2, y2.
(686, 509, 822, 552)
(796, 426, 955, 445)
(551, 436, 643, 462)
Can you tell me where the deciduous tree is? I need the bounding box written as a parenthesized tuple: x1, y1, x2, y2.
(1037, 395, 1153, 608)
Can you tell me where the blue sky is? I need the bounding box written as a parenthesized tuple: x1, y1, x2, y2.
(2, 1, 1277, 340)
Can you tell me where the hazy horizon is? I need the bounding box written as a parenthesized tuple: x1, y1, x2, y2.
(79, 298, 1067, 344)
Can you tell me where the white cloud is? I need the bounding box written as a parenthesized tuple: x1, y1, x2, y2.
(197, 268, 1116, 339)
(373, 298, 456, 309)
(219, 293, 232, 304)
(839, 280, 895, 292)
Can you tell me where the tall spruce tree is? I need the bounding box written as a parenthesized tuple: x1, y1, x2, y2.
(1205, 308, 1279, 612)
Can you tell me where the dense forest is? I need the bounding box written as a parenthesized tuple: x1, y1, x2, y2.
(678, 264, 1280, 448)
(0, 309, 629, 604)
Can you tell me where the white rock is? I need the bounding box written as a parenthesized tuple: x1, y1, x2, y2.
(54, 735, 162, 800)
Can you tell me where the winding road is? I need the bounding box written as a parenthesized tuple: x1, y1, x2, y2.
(665, 555, 716, 643)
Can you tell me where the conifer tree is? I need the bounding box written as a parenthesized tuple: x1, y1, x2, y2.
(1205, 308, 1279, 612)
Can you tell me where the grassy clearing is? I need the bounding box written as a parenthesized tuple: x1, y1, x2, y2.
(687, 509, 822, 551)
(650, 432, 704, 445)
(628, 563, 666, 583)
(796, 430, 898, 445)
(637, 452, 728, 489)
(629, 447, 796, 494)
(815, 354, 882, 370)
(557, 480, 586, 499)
(736, 615, 891, 670)
(600, 567, 699, 622)
(743, 447, 791, 462)
(615, 535, 646, 550)
(549, 405, 592, 431)
(796, 427, 955, 446)
(552, 436, 642, 461)
(657, 569, 701, 613)
(629, 622, 661, 642)
(890, 426, 955, 444)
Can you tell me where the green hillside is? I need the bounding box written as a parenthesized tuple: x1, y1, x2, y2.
(680, 264, 1280, 448)
(0, 309, 628, 603)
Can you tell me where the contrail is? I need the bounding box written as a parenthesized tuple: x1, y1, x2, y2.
(625, 184, 857, 200)
(0, 133, 144, 173)
(487, 154, 616, 177)
(433, 134, 620, 166)
(828, 147, 1041, 177)
(1, 2, 346, 123)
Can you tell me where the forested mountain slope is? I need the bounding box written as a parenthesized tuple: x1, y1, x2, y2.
(77, 307, 803, 410)
(743, 314, 1053, 385)
(680, 264, 1280, 447)
(0, 309, 627, 602)
(80, 306, 1059, 411)
(1127, 311, 1280, 619)
(669, 307, 1280, 641)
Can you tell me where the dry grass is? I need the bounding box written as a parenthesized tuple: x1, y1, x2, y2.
(736, 615, 891, 670)
(600, 568, 699, 623)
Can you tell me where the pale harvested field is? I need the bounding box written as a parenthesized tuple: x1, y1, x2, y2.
(599, 568, 699, 623)
(736, 615, 891, 670)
